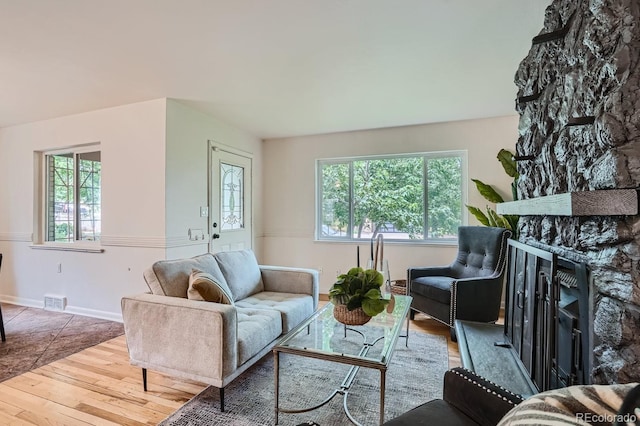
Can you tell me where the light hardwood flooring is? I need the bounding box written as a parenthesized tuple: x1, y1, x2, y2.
(0, 311, 459, 425)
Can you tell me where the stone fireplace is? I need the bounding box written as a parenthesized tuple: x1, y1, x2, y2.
(512, 0, 640, 384)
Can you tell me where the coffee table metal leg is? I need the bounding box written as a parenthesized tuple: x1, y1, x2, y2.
(379, 370, 386, 425)
(405, 311, 410, 347)
(274, 351, 280, 425)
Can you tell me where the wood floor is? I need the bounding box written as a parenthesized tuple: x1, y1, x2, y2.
(0, 312, 459, 425)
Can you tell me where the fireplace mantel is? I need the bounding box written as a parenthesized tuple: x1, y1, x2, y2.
(496, 189, 638, 216)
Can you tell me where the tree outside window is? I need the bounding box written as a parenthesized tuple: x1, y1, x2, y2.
(318, 152, 465, 242)
(46, 150, 101, 242)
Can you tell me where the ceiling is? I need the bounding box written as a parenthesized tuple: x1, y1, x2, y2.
(0, 0, 550, 139)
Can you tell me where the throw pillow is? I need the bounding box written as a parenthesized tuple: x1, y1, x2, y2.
(187, 269, 235, 305)
(144, 253, 228, 297)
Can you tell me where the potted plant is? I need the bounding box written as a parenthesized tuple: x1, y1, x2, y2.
(466, 148, 520, 237)
(329, 267, 389, 325)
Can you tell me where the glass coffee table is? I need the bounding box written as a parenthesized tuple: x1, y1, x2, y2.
(273, 295, 412, 425)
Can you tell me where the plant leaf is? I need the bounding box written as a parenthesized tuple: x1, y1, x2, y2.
(346, 296, 362, 311)
(472, 179, 504, 203)
(328, 286, 344, 297)
(497, 149, 518, 178)
(466, 205, 490, 226)
(347, 267, 363, 276)
(364, 288, 382, 299)
(486, 207, 498, 227)
(497, 216, 511, 230)
(487, 208, 510, 229)
(505, 215, 519, 234)
(329, 294, 349, 305)
(363, 269, 384, 287)
(362, 298, 387, 316)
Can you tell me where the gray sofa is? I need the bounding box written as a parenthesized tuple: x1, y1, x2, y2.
(121, 249, 318, 411)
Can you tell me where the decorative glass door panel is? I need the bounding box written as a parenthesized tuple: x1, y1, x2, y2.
(210, 145, 253, 252)
(221, 162, 244, 231)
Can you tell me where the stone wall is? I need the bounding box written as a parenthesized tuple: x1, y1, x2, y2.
(515, 0, 640, 384)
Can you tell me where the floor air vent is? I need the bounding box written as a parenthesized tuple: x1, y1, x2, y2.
(44, 295, 67, 311)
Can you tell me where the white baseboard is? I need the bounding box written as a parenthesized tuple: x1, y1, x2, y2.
(0, 295, 123, 323)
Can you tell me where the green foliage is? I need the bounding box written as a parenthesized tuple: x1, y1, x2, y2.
(353, 158, 424, 238)
(427, 157, 462, 238)
(504, 215, 519, 233)
(321, 163, 349, 235)
(54, 223, 72, 241)
(329, 267, 389, 317)
(320, 155, 462, 239)
(497, 149, 518, 178)
(487, 208, 509, 229)
(47, 153, 102, 243)
(471, 179, 504, 203)
(466, 205, 490, 226)
(466, 149, 519, 237)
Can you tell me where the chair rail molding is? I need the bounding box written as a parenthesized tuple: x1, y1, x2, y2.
(100, 235, 206, 248)
(0, 232, 32, 242)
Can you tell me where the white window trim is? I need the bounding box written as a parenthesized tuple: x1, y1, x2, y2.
(32, 143, 103, 252)
(315, 150, 468, 244)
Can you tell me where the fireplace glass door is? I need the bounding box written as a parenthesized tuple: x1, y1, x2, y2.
(504, 240, 591, 392)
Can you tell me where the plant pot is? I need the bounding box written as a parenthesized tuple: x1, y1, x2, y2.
(333, 304, 371, 325)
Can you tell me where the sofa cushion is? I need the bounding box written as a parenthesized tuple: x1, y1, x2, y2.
(236, 307, 282, 365)
(187, 270, 235, 305)
(214, 249, 264, 301)
(143, 253, 228, 298)
(235, 292, 314, 332)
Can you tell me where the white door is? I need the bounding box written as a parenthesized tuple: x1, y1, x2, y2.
(209, 145, 253, 253)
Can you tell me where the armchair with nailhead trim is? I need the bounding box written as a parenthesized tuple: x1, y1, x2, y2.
(383, 367, 523, 426)
(408, 226, 511, 340)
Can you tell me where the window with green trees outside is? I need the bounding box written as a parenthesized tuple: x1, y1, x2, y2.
(46, 149, 101, 243)
(317, 151, 466, 242)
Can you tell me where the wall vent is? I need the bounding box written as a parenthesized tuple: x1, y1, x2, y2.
(44, 294, 67, 311)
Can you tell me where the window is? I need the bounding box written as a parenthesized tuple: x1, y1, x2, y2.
(45, 148, 101, 243)
(317, 151, 466, 242)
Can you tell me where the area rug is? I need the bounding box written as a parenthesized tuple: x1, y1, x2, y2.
(0, 303, 124, 382)
(159, 331, 448, 426)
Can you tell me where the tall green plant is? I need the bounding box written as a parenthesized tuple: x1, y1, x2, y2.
(466, 149, 519, 235)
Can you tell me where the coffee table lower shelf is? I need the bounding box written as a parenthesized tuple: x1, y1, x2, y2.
(273, 295, 412, 426)
(275, 334, 386, 426)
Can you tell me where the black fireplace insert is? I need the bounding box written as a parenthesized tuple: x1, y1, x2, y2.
(504, 239, 591, 392)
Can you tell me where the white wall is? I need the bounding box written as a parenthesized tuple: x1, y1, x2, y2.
(164, 99, 263, 260)
(261, 116, 519, 293)
(0, 98, 263, 320)
(0, 99, 168, 320)
(0, 103, 513, 316)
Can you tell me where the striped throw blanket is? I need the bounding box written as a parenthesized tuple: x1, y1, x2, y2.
(498, 383, 639, 426)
